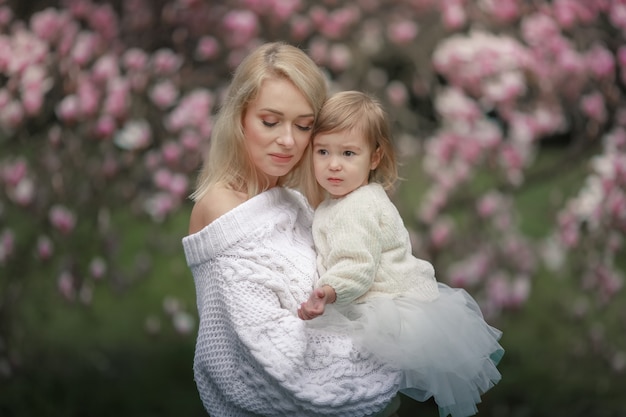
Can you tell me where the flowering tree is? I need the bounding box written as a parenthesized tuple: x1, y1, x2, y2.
(1, 0, 624, 379)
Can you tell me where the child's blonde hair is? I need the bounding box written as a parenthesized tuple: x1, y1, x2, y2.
(307, 90, 399, 205)
(190, 42, 327, 202)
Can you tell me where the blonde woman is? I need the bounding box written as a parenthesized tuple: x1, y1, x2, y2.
(183, 43, 401, 417)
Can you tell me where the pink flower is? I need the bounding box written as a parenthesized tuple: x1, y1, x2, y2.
(271, 0, 303, 21)
(477, 192, 502, 218)
(36, 235, 54, 261)
(71, 31, 99, 67)
(0, 229, 15, 264)
(149, 80, 179, 109)
(328, 43, 352, 72)
(386, 81, 409, 107)
(1, 158, 27, 187)
(586, 44, 615, 80)
(0, 6, 13, 28)
(168, 173, 188, 197)
(144, 192, 176, 222)
(162, 141, 182, 165)
(387, 20, 418, 44)
(114, 119, 152, 150)
(9, 177, 35, 206)
(77, 76, 101, 117)
(150, 48, 182, 75)
(92, 54, 120, 83)
(194, 36, 220, 61)
(30, 7, 69, 42)
(103, 78, 130, 119)
(580, 92, 607, 124)
(290, 15, 312, 41)
(430, 218, 453, 248)
(123, 48, 149, 71)
(166, 89, 213, 132)
(56, 94, 80, 122)
(49, 205, 77, 234)
(222, 10, 259, 47)
(0, 99, 24, 129)
(89, 257, 107, 279)
(57, 270, 76, 301)
(441, 3, 466, 30)
(94, 114, 116, 138)
(88, 3, 118, 41)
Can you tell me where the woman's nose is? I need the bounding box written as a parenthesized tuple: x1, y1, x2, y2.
(276, 126, 295, 147)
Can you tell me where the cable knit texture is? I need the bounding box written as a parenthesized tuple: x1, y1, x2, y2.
(314, 183, 439, 306)
(182, 187, 400, 417)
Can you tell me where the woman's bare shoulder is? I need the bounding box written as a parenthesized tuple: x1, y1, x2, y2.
(188, 186, 247, 235)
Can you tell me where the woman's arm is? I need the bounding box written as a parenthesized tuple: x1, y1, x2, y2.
(191, 254, 399, 416)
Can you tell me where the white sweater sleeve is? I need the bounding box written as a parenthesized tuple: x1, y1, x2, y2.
(183, 188, 399, 417)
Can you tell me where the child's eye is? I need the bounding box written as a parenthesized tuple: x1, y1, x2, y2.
(316, 149, 328, 156)
(343, 150, 355, 157)
(262, 120, 278, 127)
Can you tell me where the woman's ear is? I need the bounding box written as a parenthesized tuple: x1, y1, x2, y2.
(370, 146, 382, 170)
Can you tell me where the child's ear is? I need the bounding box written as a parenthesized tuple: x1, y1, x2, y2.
(370, 146, 382, 170)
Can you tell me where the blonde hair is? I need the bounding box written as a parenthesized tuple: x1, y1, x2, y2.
(190, 42, 327, 202)
(307, 90, 399, 205)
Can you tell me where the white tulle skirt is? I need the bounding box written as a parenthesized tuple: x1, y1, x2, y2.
(307, 283, 504, 417)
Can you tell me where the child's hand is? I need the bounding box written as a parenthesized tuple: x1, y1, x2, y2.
(298, 288, 328, 320)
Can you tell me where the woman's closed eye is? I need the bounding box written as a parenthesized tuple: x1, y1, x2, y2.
(262, 120, 278, 127)
(296, 124, 312, 132)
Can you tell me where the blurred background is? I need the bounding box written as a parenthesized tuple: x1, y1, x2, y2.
(1, 0, 625, 416)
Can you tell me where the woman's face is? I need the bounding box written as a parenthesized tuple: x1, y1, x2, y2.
(242, 77, 315, 186)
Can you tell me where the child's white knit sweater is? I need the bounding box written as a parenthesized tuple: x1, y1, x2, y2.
(182, 187, 400, 417)
(314, 183, 439, 306)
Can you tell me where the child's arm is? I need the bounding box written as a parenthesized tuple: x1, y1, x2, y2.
(298, 285, 336, 320)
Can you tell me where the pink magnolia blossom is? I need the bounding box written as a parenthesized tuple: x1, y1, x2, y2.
(1, 158, 27, 187)
(586, 44, 615, 80)
(49, 205, 77, 234)
(36, 235, 54, 261)
(57, 270, 76, 301)
(149, 80, 179, 109)
(70, 31, 99, 67)
(144, 192, 177, 222)
(92, 54, 120, 83)
(479, 0, 519, 23)
(30, 7, 69, 42)
(94, 114, 116, 138)
(328, 43, 352, 72)
(166, 89, 213, 132)
(290, 15, 312, 40)
(386, 81, 409, 107)
(387, 20, 418, 45)
(476, 191, 502, 218)
(162, 141, 182, 165)
(151, 48, 182, 75)
(89, 257, 107, 279)
(122, 48, 149, 72)
(0, 229, 15, 264)
(77, 76, 101, 117)
(441, 3, 466, 30)
(223, 10, 259, 47)
(103, 78, 130, 119)
(87, 3, 118, 41)
(1, 100, 25, 129)
(0, 6, 12, 28)
(271, 0, 303, 21)
(194, 36, 220, 61)
(168, 173, 188, 197)
(580, 92, 607, 124)
(114, 119, 152, 150)
(56, 94, 80, 122)
(430, 218, 453, 249)
(173, 311, 195, 335)
(8, 177, 35, 206)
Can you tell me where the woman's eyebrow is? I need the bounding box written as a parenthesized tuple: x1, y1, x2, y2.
(259, 108, 314, 118)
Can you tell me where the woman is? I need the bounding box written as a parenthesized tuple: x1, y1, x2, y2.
(183, 42, 401, 416)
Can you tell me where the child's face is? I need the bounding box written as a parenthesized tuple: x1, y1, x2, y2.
(312, 129, 381, 198)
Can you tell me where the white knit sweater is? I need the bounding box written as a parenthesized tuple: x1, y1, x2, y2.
(314, 183, 439, 306)
(182, 187, 400, 417)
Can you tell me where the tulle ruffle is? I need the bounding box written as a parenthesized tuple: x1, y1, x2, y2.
(308, 283, 504, 417)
